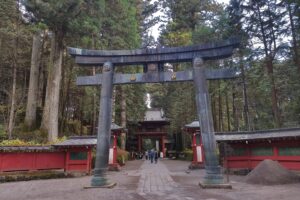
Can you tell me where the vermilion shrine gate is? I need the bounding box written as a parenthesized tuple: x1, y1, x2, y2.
(68, 38, 240, 188)
(134, 109, 170, 158)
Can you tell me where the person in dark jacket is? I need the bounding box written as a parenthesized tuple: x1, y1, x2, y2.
(149, 149, 153, 163)
(154, 150, 158, 164)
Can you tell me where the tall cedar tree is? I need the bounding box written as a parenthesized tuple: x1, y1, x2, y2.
(23, 0, 104, 142)
(241, 0, 287, 127)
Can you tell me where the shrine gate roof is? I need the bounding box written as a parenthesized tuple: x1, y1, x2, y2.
(185, 120, 200, 129)
(143, 109, 168, 122)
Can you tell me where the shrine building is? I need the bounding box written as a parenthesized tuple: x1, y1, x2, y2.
(127, 109, 170, 158)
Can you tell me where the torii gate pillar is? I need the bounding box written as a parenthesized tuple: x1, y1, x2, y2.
(193, 58, 231, 189)
(90, 61, 116, 188)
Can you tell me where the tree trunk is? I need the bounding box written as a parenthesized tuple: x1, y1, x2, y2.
(211, 88, 218, 130)
(80, 95, 84, 136)
(40, 32, 63, 142)
(92, 67, 97, 135)
(225, 87, 230, 131)
(239, 51, 250, 130)
(39, 34, 47, 108)
(59, 54, 74, 135)
(218, 80, 223, 132)
(0, 38, 2, 78)
(8, 0, 20, 138)
(111, 87, 116, 123)
(232, 83, 239, 131)
(41, 33, 55, 132)
(8, 39, 18, 139)
(287, 3, 300, 72)
(120, 86, 126, 150)
(255, 3, 281, 128)
(266, 58, 281, 127)
(37, 31, 46, 108)
(25, 32, 42, 130)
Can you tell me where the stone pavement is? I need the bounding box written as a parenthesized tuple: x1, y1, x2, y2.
(136, 160, 178, 196)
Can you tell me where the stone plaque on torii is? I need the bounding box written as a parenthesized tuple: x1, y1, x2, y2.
(68, 38, 239, 188)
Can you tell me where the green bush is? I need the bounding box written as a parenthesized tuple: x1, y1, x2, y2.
(13, 126, 48, 143)
(90, 148, 130, 168)
(0, 136, 67, 146)
(63, 119, 88, 136)
(0, 139, 41, 146)
(0, 124, 7, 141)
(117, 148, 129, 165)
(180, 149, 193, 161)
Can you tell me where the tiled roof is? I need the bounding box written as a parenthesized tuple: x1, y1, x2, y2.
(54, 123, 123, 147)
(184, 121, 200, 128)
(0, 146, 53, 152)
(144, 109, 168, 121)
(110, 122, 123, 130)
(53, 136, 97, 147)
(215, 128, 300, 142)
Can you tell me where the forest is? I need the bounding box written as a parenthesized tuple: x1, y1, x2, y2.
(0, 0, 300, 144)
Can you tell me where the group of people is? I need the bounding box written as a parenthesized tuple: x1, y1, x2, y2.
(144, 149, 159, 164)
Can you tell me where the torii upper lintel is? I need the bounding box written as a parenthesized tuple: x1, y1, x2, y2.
(68, 37, 239, 66)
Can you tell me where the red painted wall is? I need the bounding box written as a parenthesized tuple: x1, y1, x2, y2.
(64, 147, 92, 174)
(0, 147, 92, 174)
(0, 152, 65, 172)
(224, 140, 300, 171)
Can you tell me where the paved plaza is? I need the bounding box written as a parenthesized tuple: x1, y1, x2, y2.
(0, 159, 300, 200)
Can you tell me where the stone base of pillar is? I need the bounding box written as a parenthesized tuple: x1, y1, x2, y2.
(199, 182, 232, 189)
(108, 163, 121, 171)
(85, 182, 117, 189)
(89, 175, 117, 188)
(189, 162, 204, 169)
(198, 165, 232, 189)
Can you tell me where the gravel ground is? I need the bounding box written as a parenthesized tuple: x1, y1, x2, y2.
(0, 159, 299, 200)
(163, 159, 300, 200)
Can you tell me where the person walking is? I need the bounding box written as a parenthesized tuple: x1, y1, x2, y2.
(154, 150, 158, 164)
(150, 149, 154, 163)
(145, 150, 148, 160)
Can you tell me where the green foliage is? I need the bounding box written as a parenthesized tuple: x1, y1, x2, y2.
(12, 127, 48, 143)
(161, 30, 192, 46)
(146, 81, 197, 134)
(0, 136, 66, 146)
(124, 84, 147, 123)
(117, 148, 130, 165)
(0, 124, 7, 140)
(100, 0, 140, 49)
(0, 171, 70, 183)
(63, 119, 88, 136)
(192, 25, 215, 44)
(0, 139, 41, 146)
(183, 149, 193, 161)
(24, 1, 94, 34)
(177, 149, 193, 161)
(91, 148, 130, 168)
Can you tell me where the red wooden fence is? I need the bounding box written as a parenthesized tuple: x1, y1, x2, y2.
(0, 146, 92, 174)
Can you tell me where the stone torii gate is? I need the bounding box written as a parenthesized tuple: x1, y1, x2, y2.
(68, 38, 239, 188)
